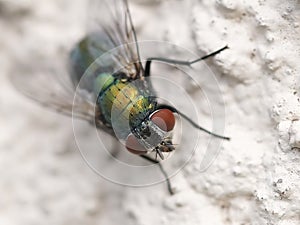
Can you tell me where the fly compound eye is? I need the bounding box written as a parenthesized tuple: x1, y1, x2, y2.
(150, 109, 175, 132)
(125, 133, 148, 155)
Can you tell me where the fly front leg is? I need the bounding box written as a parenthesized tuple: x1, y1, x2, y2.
(157, 104, 231, 140)
(144, 45, 228, 77)
(140, 155, 174, 195)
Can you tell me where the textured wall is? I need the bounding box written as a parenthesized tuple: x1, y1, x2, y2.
(0, 0, 299, 224)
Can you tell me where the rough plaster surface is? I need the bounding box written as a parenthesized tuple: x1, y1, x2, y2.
(1, 0, 300, 224)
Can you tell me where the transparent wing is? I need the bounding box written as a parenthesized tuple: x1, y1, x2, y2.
(11, 56, 96, 122)
(10, 0, 143, 126)
(88, 0, 143, 79)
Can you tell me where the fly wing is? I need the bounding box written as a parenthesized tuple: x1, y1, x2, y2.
(10, 0, 143, 129)
(88, 0, 143, 80)
(11, 56, 97, 123)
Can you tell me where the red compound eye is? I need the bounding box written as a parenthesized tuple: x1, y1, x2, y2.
(125, 134, 148, 155)
(150, 109, 175, 132)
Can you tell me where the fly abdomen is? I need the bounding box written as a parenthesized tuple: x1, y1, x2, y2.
(70, 33, 115, 90)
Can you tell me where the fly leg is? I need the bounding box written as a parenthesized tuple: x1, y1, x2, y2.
(144, 45, 228, 77)
(140, 155, 174, 195)
(157, 104, 230, 140)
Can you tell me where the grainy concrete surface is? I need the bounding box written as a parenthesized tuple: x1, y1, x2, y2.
(0, 0, 299, 224)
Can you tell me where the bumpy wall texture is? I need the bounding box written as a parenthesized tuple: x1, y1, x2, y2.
(1, 0, 299, 224)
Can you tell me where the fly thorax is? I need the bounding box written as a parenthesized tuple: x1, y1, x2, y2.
(136, 120, 165, 151)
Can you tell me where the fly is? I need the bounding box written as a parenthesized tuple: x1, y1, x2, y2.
(11, 0, 230, 195)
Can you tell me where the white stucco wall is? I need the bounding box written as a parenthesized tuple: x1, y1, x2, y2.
(0, 0, 299, 224)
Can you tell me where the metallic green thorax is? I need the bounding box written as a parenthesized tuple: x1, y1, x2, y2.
(95, 73, 155, 137)
(70, 34, 155, 138)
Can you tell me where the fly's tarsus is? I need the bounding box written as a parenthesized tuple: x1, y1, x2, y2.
(144, 45, 229, 77)
(140, 155, 174, 195)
